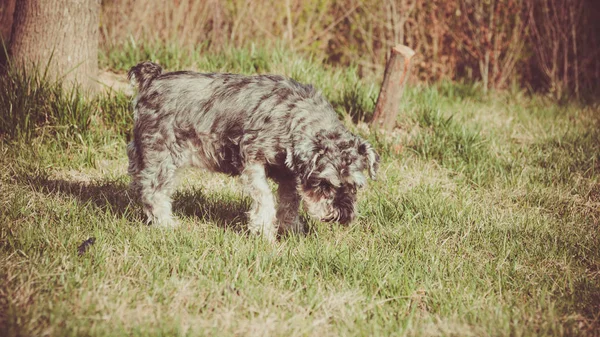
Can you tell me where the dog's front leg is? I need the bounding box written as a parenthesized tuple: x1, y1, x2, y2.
(276, 178, 304, 235)
(241, 163, 277, 242)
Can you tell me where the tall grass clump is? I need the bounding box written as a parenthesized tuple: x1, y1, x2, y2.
(334, 74, 378, 123)
(99, 39, 203, 73)
(96, 90, 133, 138)
(99, 39, 273, 74)
(410, 107, 488, 168)
(0, 64, 94, 141)
(404, 87, 507, 185)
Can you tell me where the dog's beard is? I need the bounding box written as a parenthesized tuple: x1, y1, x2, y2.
(300, 186, 357, 225)
(332, 186, 357, 224)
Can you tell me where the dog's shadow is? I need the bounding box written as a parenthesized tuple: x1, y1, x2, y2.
(18, 174, 250, 232)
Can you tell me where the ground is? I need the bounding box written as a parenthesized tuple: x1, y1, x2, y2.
(1, 60, 599, 336)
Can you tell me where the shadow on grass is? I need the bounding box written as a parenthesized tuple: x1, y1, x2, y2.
(17, 174, 249, 232)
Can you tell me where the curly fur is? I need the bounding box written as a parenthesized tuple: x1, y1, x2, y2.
(127, 61, 379, 241)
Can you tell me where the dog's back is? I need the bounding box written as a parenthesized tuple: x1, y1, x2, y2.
(128, 62, 342, 135)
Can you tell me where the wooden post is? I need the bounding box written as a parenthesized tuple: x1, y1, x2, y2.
(371, 44, 416, 132)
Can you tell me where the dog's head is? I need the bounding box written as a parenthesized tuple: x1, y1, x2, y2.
(290, 128, 379, 225)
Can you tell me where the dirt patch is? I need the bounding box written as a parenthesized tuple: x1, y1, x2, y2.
(98, 71, 133, 96)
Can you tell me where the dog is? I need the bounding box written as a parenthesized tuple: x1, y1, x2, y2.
(127, 61, 379, 241)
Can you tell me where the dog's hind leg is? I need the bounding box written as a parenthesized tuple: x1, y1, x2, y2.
(241, 163, 277, 242)
(137, 151, 179, 228)
(127, 141, 142, 197)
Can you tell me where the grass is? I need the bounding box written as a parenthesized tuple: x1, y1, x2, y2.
(1, 45, 599, 336)
(0, 64, 94, 141)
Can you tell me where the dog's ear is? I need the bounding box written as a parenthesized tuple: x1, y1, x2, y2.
(357, 139, 379, 180)
(289, 130, 339, 181)
(287, 138, 324, 180)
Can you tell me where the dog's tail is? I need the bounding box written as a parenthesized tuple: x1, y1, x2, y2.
(127, 61, 162, 91)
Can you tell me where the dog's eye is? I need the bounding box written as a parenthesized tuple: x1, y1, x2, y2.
(315, 181, 333, 192)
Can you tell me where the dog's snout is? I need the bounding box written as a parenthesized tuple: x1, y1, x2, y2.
(332, 190, 356, 225)
(336, 207, 355, 225)
(320, 206, 354, 225)
(320, 210, 339, 223)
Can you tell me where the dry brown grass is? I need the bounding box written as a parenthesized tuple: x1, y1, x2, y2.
(1, 0, 598, 96)
(98, 0, 600, 96)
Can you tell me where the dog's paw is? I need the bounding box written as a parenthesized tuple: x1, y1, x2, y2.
(249, 221, 277, 243)
(278, 220, 306, 237)
(151, 217, 180, 229)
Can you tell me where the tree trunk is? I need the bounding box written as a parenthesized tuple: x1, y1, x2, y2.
(371, 44, 415, 132)
(0, 0, 16, 45)
(9, 0, 99, 92)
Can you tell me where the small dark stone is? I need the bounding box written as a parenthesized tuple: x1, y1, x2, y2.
(77, 237, 96, 256)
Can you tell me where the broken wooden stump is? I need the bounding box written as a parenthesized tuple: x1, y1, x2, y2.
(371, 44, 416, 132)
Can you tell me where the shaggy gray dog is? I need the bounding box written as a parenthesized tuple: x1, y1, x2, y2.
(127, 61, 379, 241)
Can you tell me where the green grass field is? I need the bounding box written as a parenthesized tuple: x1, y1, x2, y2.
(1, 47, 599, 336)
